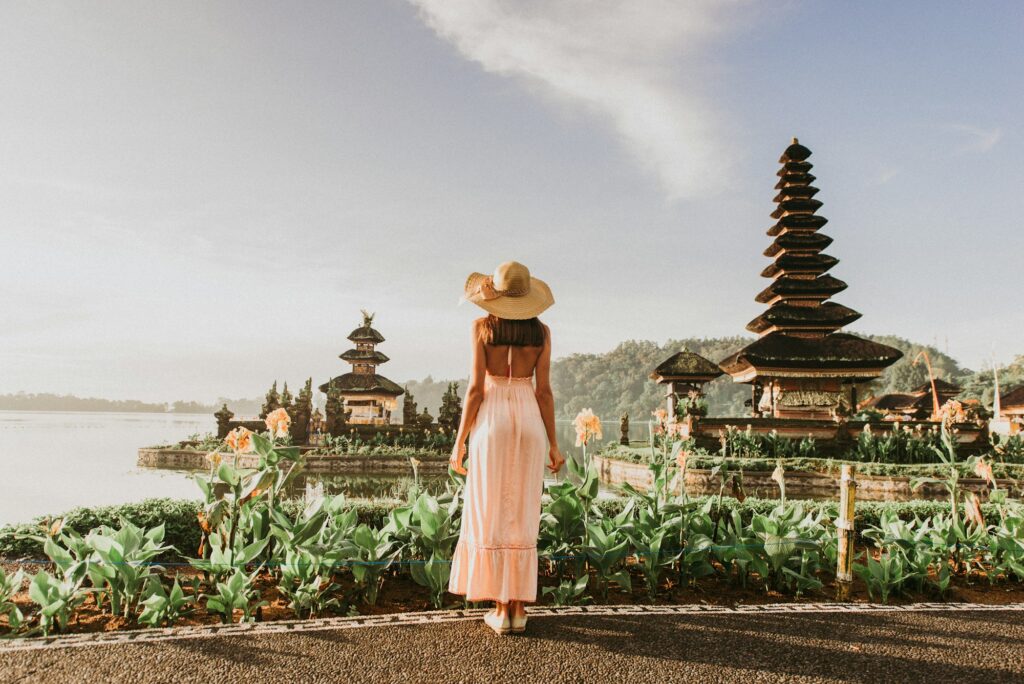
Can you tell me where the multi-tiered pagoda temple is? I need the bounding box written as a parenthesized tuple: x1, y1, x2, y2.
(319, 311, 404, 425)
(719, 139, 903, 419)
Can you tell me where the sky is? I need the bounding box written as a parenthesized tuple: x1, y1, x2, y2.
(1, 1, 1022, 403)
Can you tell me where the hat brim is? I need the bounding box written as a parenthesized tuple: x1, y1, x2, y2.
(463, 272, 554, 320)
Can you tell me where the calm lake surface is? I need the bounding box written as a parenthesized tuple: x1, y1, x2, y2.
(0, 411, 211, 526)
(0, 411, 642, 526)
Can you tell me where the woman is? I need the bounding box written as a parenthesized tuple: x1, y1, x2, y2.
(448, 260, 565, 635)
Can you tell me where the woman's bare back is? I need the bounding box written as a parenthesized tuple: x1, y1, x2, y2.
(482, 343, 544, 379)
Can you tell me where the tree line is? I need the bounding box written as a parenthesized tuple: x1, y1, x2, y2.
(4, 336, 1016, 421)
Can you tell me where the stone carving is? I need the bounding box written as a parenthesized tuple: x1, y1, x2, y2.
(280, 382, 294, 413)
(324, 386, 351, 437)
(438, 382, 462, 433)
(214, 403, 234, 439)
(778, 390, 842, 408)
(402, 386, 418, 426)
(620, 413, 629, 445)
(416, 408, 434, 429)
(309, 407, 324, 445)
(260, 381, 281, 419)
(288, 378, 314, 444)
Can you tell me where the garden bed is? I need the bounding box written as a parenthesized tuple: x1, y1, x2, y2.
(4, 424, 1020, 642)
(4, 556, 1024, 638)
(1, 496, 1012, 562)
(594, 453, 1023, 502)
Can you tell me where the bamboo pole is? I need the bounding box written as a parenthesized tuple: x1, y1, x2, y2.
(836, 464, 856, 600)
(913, 350, 941, 420)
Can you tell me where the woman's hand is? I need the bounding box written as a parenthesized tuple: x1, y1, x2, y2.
(449, 439, 468, 475)
(547, 446, 565, 474)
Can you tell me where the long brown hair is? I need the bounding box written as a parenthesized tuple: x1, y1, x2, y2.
(478, 314, 546, 347)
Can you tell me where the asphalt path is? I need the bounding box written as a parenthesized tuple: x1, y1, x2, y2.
(2, 608, 1022, 683)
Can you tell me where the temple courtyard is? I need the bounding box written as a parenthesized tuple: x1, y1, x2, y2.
(2, 604, 1022, 683)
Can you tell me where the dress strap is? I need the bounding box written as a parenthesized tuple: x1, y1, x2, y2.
(507, 345, 512, 383)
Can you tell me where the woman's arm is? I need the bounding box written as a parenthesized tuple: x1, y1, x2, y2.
(535, 325, 564, 473)
(449, 320, 487, 474)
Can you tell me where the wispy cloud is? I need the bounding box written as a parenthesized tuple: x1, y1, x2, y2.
(868, 167, 901, 186)
(409, 0, 750, 199)
(948, 124, 1002, 154)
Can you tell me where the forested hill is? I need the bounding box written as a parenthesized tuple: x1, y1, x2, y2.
(6, 338, 1012, 422)
(406, 335, 1007, 421)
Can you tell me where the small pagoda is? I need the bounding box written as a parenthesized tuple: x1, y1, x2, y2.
(650, 348, 723, 416)
(719, 139, 903, 419)
(319, 310, 404, 425)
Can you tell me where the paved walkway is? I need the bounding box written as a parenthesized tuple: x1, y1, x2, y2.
(2, 604, 1023, 683)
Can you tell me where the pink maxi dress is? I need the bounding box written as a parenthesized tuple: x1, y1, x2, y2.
(448, 345, 547, 604)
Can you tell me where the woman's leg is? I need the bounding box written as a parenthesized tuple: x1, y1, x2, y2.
(509, 600, 525, 618)
(493, 600, 509, 618)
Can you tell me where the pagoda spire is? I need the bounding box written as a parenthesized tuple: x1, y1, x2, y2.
(747, 139, 860, 337)
(718, 139, 903, 419)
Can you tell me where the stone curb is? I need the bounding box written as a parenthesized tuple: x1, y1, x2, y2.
(3, 602, 1022, 653)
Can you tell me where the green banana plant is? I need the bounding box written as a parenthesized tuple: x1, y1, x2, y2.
(188, 532, 269, 580)
(277, 547, 339, 618)
(854, 550, 910, 603)
(539, 481, 587, 580)
(406, 492, 461, 609)
(138, 577, 193, 627)
(204, 568, 266, 623)
(542, 575, 590, 606)
(584, 514, 633, 600)
(347, 524, 398, 606)
(28, 570, 89, 636)
(0, 567, 25, 632)
(84, 522, 171, 619)
(748, 504, 826, 594)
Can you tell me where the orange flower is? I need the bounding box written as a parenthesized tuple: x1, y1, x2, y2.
(197, 511, 211, 534)
(974, 459, 994, 484)
(652, 408, 668, 424)
(225, 426, 254, 454)
(676, 449, 690, 469)
(574, 409, 603, 447)
(206, 451, 223, 468)
(265, 407, 292, 438)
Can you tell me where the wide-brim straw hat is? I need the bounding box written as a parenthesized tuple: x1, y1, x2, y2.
(461, 261, 554, 320)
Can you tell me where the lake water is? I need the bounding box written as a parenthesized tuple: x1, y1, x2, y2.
(0, 411, 211, 526)
(0, 411, 642, 526)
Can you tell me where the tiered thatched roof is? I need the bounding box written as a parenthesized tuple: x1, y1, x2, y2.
(720, 139, 902, 382)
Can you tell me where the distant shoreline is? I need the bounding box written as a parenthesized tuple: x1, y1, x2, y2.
(0, 409, 212, 416)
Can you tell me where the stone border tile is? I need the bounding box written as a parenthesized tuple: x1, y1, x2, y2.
(2, 602, 1022, 653)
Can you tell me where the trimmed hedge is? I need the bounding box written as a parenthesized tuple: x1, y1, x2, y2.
(1, 495, 1009, 562)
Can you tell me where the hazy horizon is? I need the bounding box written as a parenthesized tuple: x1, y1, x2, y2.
(3, 1, 1022, 403)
